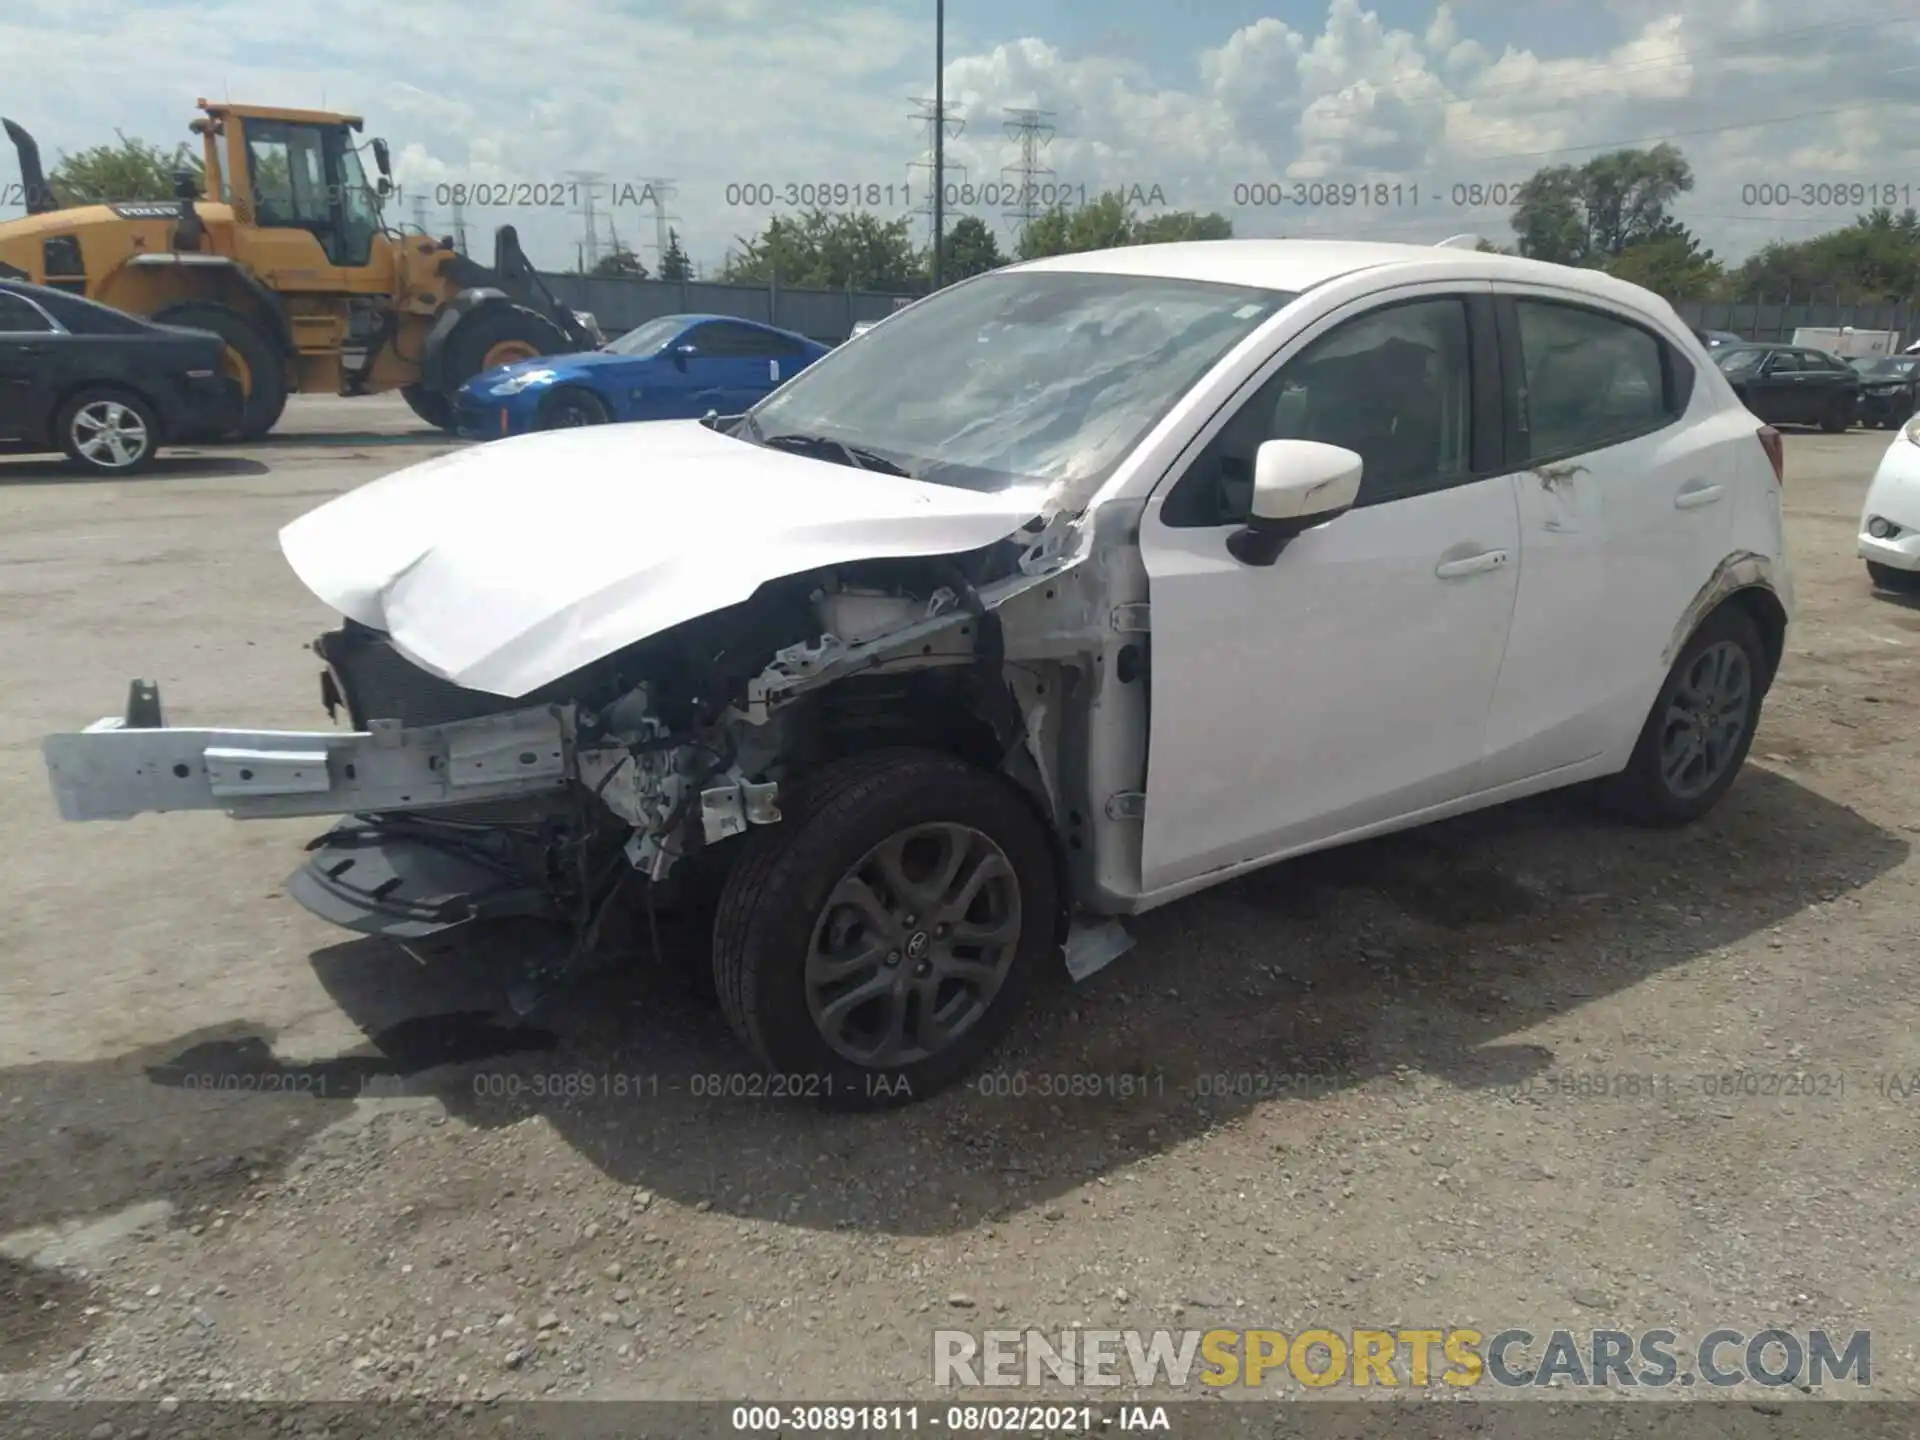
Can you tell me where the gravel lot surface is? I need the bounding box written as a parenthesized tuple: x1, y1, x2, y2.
(1, 401, 1915, 1423)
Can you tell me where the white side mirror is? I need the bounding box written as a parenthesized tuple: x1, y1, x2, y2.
(1229, 440, 1363, 565)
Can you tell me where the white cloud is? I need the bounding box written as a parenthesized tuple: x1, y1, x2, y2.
(2, 0, 1916, 271)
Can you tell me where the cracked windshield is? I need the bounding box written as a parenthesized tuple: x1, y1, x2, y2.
(1, 0, 1914, 1435)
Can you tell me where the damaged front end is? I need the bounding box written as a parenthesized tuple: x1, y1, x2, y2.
(43, 513, 1135, 1004)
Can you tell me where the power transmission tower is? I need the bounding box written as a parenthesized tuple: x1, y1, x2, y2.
(633, 179, 680, 270)
(907, 97, 965, 271)
(566, 170, 605, 269)
(449, 197, 469, 253)
(410, 194, 431, 237)
(1001, 108, 1056, 250)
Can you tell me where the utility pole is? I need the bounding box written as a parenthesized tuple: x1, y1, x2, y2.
(566, 170, 605, 270)
(933, 0, 944, 288)
(1001, 108, 1056, 252)
(908, 96, 964, 286)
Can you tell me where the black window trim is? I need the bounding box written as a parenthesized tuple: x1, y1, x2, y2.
(1153, 285, 1508, 528)
(1493, 290, 1690, 469)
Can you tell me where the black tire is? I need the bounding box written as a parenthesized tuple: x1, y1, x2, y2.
(57, 387, 160, 475)
(1597, 605, 1768, 826)
(538, 387, 610, 430)
(1867, 559, 1920, 593)
(401, 384, 455, 432)
(712, 749, 1059, 1110)
(442, 305, 568, 395)
(1820, 395, 1853, 433)
(151, 301, 286, 440)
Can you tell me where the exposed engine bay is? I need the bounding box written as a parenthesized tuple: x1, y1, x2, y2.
(276, 518, 1124, 1006)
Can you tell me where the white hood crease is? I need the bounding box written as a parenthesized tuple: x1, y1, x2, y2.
(279, 421, 1048, 698)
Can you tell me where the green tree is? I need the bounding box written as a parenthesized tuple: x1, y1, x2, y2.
(590, 242, 648, 279)
(659, 228, 693, 282)
(941, 215, 1006, 278)
(719, 209, 920, 290)
(1510, 143, 1695, 266)
(1014, 190, 1233, 259)
(1721, 208, 1920, 301)
(1604, 224, 1723, 300)
(1131, 209, 1233, 243)
(48, 131, 202, 205)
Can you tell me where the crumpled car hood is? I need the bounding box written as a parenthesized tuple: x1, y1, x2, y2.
(279, 421, 1046, 697)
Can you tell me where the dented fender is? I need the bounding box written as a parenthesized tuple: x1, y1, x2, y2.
(1662, 549, 1789, 669)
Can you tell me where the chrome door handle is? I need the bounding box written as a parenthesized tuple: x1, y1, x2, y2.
(1435, 549, 1509, 578)
(1675, 484, 1724, 509)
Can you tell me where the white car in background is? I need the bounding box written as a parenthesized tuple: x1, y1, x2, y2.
(40, 239, 1795, 1106)
(1860, 418, 1920, 591)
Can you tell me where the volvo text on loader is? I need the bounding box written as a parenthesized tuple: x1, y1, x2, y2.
(0, 102, 600, 438)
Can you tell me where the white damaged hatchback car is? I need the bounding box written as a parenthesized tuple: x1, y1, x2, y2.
(43, 239, 1794, 1106)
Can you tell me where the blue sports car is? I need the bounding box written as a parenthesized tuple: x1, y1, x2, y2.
(453, 313, 830, 439)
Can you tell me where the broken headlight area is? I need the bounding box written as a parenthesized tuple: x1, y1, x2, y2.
(289, 553, 1023, 995)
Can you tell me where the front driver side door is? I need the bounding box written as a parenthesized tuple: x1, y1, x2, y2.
(1135, 286, 1522, 893)
(1755, 350, 1818, 424)
(0, 291, 62, 441)
(670, 322, 764, 414)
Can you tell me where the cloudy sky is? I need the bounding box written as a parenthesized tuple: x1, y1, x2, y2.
(2, 0, 1915, 277)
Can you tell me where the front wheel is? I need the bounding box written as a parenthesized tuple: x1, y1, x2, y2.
(538, 387, 610, 429)
(712, 750, 1059, 1110)
(59, 388, 158, 474)
(1597, 605, 1767, 826)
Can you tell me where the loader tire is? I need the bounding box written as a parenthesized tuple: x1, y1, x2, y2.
(442, 305, 569, 393)
(401, 384, 456, 433)
(152, 301, 286, 440)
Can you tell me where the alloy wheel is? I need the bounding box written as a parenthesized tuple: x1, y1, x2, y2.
(1658, 639, 1753, 799)
(71, 400, 151, 469)
(804, 822, 1022, 1068)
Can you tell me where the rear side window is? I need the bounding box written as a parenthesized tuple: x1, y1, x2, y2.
(32, 289, 148, 335)
(1513, 299, 1686, 460)
(0, 292, 56, 332)
(692, 322, 782, 357)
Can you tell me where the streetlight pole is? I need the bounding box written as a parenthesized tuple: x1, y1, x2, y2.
(932, 0, 945, 290)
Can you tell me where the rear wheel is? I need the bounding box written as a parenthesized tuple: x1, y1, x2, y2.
(1866, 559, 1920, 593)
(400, 384, 455, 432)
(58, 387, 158, 474)
(538, 387, 609, 429)
(151, 301, 286, 440)
(1597, 605, 1767, 826)
(1821, 394, 1854, 432)
(712, 750, 1058, 1110)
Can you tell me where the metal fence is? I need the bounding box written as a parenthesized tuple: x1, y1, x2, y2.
(539, 274, 923, 344)
(1670, 298, 1915, 344)
(539, 273, 1920, 348)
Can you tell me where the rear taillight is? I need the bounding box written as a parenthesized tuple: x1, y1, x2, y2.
(1758, 425, 1784, 486)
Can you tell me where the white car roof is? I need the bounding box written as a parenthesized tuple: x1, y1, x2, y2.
(1016, 238, 1666, 311)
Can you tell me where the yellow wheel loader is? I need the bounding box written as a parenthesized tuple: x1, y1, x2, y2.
(0, 102, 600, 438)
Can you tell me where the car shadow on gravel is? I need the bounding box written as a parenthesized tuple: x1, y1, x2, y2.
(0, 767, 1904, 1323)
(276, 766, 1910, 1235)
(0, 456, 271, 484)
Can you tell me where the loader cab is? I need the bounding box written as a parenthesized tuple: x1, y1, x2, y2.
(198, 103, 389, 274)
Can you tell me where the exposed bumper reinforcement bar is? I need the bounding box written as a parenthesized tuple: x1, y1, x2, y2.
(42, 680, 576, 822)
